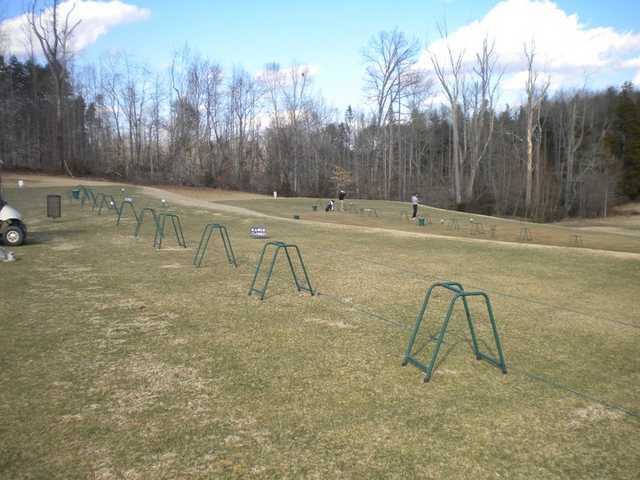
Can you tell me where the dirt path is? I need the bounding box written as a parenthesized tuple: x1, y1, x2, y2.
(556, 202, 640, 237)
(572, 226, 640, 237)
(139, 183, 640, 261)
(2, 173, 264, 201)
(139, 186, 271, 218)
(3, 173, 124, 189)
(8, 173, 640, 260)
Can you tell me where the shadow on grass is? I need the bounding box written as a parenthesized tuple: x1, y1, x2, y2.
(411, 336, 478, 376)
(26, 229, 89, 245)
(253, 289, 304, 301)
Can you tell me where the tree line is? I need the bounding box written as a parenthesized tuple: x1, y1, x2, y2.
(1, 6, 639, 220)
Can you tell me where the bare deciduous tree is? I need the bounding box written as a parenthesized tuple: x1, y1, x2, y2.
(429, 29, 465, 207)
(363, 29, 421, 198)
(558, 90, 586, 215)
(228, 67, 259, 184)
(28, 0, 80, 176)
(463, 38, 502, 202)
(363, 29, 420, 128)
(100, 52, 125, 172)
(261, 62, 284, 128)
(523, 41, 550, 216)
(283, 62, 311, 193)
(203, 62, 224, 183)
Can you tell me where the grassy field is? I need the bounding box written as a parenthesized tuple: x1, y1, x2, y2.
(1, 178, 639, 479)
(219, 197, 640, 255)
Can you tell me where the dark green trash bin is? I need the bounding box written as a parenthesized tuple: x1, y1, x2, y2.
(47, 194, 62, 218)
(418, 217, 426, 226)
(71, 188, 80, 200)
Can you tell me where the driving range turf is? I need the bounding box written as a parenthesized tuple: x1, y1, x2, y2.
(1, 180, 639, 478)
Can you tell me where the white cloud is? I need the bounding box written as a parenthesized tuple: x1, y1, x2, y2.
(623, 57, 640, 68)
(500, 70, 528, 91)
(255, 63, 320, 83)
(1, 1, 150, 57)
(634, 71, 640, 86)
(420, 0, 640, 103)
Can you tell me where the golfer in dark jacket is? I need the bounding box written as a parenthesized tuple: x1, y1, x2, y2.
(411, 193, 418, 219)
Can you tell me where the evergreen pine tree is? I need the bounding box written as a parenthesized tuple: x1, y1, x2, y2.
(614, 83, 640, 199)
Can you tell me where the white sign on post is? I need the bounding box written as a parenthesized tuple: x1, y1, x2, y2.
(17, 179, 24, 188)
(273, 191, 277, 200)
(250, 225, 268, 239)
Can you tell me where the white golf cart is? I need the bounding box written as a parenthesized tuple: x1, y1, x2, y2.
(0, 195, 27, 246)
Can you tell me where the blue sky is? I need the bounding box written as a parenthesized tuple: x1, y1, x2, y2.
(3, 0, 640, 112)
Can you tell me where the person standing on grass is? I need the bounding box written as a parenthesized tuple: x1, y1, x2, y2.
(338, 189, 346, 211)
(411, 192, 419, 219)
(325, 199, 336, 212)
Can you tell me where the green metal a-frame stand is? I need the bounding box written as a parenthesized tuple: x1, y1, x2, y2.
(248, 241, 315, 300)
(470, 222, 485, 235)
(133, 208, 158, 238)
(84, 187, 97, 209)
(193, 223, 237, 268)
(518, 227, 532, 241)
(73, 185, 96, 208)
(95, 194, 118, 215)
(116, 200, 139, 225)
(446, 218, 460, 230)
(402, 281, 507, 382)
(91, 192, 103, 211)
(153, 212, 187, 249)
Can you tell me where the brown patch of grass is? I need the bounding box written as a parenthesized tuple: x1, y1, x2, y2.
(568, 405, 625, 428)
(303, 316, 357, 329)
(95, 353, 216, 419)
(48, 242, 84, 253)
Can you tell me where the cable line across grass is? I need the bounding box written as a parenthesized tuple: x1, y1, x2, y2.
(317, 287, 640, 420)
(332, 250, 640, 331)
